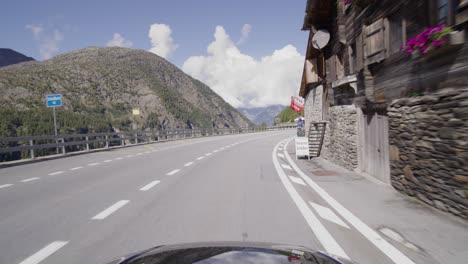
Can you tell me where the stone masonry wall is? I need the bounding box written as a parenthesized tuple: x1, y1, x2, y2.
(388, 87, 468, 220)
(304, 85, 323, 135)
(321, 105, 359, 171)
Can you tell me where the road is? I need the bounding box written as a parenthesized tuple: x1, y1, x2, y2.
(0, 130, 448, 264)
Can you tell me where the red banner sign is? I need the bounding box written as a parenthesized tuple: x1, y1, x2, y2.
(290, 96, 304, 113)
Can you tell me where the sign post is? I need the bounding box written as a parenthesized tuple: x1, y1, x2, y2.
(46, 94, 62, 153)
(295, 136, 309, 160)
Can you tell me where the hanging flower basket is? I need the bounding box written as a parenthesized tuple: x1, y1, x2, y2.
(401, 24, 453, 56)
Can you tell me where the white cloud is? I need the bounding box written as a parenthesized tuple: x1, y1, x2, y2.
(182, 26, 303, 108)
(26, 24, 63, 60)
(148, 23, 178, 58)
(107, 33, 133, 48)
(236, 24, 252, 45)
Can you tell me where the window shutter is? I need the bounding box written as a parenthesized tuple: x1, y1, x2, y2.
(305, 59, 319, 84)
(356, 30, 364, 71)
(364, 18, 386, 65)
(328, 55, 337, 82)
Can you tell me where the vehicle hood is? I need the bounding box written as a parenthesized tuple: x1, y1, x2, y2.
(106, 241, 357, 264)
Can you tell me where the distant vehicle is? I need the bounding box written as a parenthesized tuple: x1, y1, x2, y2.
(106, 241, 357, 264)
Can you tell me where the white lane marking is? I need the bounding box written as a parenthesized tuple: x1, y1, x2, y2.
(48, 171, 64, 176)
(213, 150, 219, 153)
(272, 140, 349, 259)
(281, 164, 293, 170)
(278, 153, 285, 158)
(139, 180, 161, 191)
(70, 166, 83, 171)
(115, 157, 123, 160)
(88, 163, 100, 166)
(184, 162, 194, 167)
(220, 147, 225, 150)
(135, 153, 143, 156)
(205, 153, 212, 156)
(92, 200, 129, 220)
(19, 241, 68, 264)
(309, 202, 350, 229)
(126, 155, 135, 158)
(283, 143, 416, 264)
(196, 156, 205, 160)
(0, 184, 13, 189)
(21, 177, 40, 183)
(103, 160, 113, 163)
(166, 169, 180, 176)
(289, 175, 306, 186)
(144, 151, 151, 154)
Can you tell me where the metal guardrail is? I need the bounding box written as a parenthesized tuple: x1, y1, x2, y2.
(0, 125, 295, 163)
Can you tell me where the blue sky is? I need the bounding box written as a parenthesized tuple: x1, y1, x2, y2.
(1, 0, 308, 108)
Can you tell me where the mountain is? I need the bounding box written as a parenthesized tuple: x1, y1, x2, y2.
(238, 105, 285, 126)
(0, 47, 253, 137)
(0, 48, 35, 68)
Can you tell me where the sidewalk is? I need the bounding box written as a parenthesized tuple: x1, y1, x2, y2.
(291, 154, 468, 264)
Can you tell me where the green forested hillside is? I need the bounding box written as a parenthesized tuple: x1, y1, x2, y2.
(274, 106, 303, 124)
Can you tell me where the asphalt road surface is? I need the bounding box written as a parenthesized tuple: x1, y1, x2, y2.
(0, 130, 433, 264)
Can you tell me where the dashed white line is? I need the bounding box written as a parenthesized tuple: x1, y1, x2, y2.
(48, 171, 64, 176)
(19, 241, 68, 264)
(103, 160, 113, 163)
(135, 153, 143, 156)
(139, 180, 161, 191)
(0, 184, 13, 189)
(213, 150, 219, 153)
(205, 153, 212, 156)
(289, 175, 306, 186)
(88, 163, 100, 166)
(144, 151, 151, 154)
(184, 162, 194, 167)
(92, 200, 129, 220)
(309, 202, 350, 229)
(283, 141, 416, 264)
(220, 147, 225, 150)
(281, 164, 293, 170)
(166, 169, 180, 176)
(21, 177, 40, 183)
(196, 156, 205, 160)
(126, 155, 135, 158)
(115, 157, 123, 160)
(70, 166, 83, 171)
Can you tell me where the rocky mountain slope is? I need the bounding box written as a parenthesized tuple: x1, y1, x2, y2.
(238, 105, 285, 126)
(0, 47, 253, 137)
(0, 48, 35, 68)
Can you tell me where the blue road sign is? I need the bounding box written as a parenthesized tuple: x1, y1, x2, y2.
(46, 94, 62, 107)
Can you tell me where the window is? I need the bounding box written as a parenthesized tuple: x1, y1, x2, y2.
(432, 0, 460, 25)
(389, 13, 403, 55)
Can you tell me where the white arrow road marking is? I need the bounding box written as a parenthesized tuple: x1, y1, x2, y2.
(48, 171, 64, 176)
(21, 177, 40, 183)
(19, 241, 68, 264)
(166, 169, 180, 176)
(289, 176, 306, 186)
(281, 164, 293, 170)
(0, 184, 13, 189)
(309, 202, 350, 229)
(92, 200, 129, 220)
(272, 140, 349, 259)
(283, 142, 416, 264)
(139, 180, 160, 191)
(184, 162, 194, 167)
(70, 166, 83, 171)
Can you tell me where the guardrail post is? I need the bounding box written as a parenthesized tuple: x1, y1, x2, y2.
(121, 134, 125, 146)
(61, 138, 66, 154)
(29, 139, 35, 159)
(105, 135, 109, 148)
(134, 132, 138, 144)
(86, 136, 90, 151)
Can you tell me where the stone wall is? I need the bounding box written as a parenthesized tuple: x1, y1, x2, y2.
(388, 87, 468, 220)
(304, 85, 323, 135)
(321, 105, 359, 171)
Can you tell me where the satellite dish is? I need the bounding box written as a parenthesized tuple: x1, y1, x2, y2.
(312, 30, 330, 50)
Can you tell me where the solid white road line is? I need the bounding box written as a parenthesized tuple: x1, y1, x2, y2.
(184, 162, 194, 167)
(92, 200, 129, 220)
(139, 180, 161, 191)
(48, 171, 64, 176)
(88, 163, 100, 166)
(283, 143, 416, 264)
(19, 241, 68, 264)
(103, 160, 113, 163)
(272, 140, 349, 259)
(281, 164, 293, 170)
(309, 202, 350, 229)
(0, 184, 13, 189)
(21, 177, 40, 183)
(70, 166, 83, 171)
(289, 175, 306, 186)
(166, 169, 180, 176)
(196, 156, 205, 160)
(205, 153, 212, 156)
(278, 153, 285, 158)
